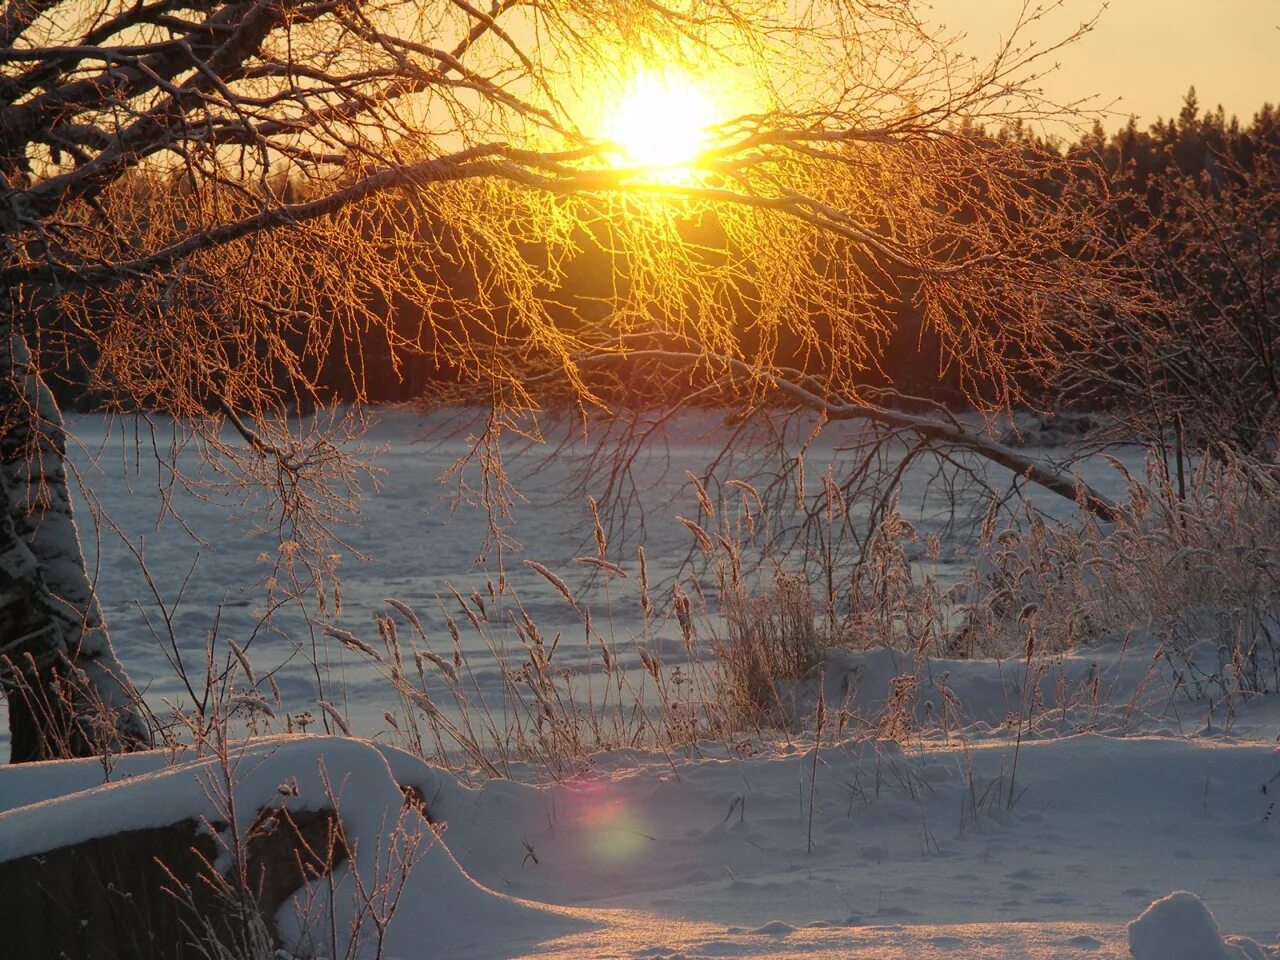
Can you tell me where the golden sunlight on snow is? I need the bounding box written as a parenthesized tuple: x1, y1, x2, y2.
(517, 917, 1132, 958)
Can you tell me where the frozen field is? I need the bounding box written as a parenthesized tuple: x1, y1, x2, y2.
(47, 407, 1129, 744)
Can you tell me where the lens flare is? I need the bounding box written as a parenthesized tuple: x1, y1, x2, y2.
(559, 781, 649, 864)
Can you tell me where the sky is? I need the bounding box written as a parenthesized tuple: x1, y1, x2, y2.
(930, 0, 1278, 129)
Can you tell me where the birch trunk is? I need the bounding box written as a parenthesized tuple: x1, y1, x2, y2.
(0, 333, 150, 762)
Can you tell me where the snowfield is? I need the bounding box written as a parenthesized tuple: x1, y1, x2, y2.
(0, 408, 1277, 957)
(1, 726, 1276, 958)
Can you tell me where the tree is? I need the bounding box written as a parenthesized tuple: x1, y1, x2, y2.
(1060, 102, 1280, 468)
(1, 0, 1116, 760)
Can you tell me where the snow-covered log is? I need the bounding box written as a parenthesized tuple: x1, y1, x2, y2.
(0, 808, 346, 960)
(0, 334, 149, 761)
(0, 737, 575, 959)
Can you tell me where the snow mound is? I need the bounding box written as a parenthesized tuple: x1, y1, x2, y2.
(0, 737, 585, 958)
(1128, 892, 1270, 960)
(750, 920, 796, 935)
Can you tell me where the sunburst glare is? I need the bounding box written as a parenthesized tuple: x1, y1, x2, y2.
(604, 71, 718, 171)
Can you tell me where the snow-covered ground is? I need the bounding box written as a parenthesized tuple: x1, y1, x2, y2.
(0, 408, 1277, 958)
(1, 725, 1276, 958)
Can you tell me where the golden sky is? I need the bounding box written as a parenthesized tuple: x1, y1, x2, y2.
(933, 0, 1277, 128)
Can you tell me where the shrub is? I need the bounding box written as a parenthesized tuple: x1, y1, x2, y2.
(715, 572, 823, 728)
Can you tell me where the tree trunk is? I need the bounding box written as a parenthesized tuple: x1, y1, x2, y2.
(0, 333, 150, 762)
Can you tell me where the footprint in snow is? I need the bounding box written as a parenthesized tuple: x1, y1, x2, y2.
(688, 942, 742, 957)
(1034, 892, 1075, 904)
(1006, 867, 1042, 880)
(750, 921, 796, 936)
(927, 936, 966, 949)
(876, 905, 921, 918)
(1062, 934, 1103, 949)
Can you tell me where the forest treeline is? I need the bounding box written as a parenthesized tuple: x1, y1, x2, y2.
(41, 88, 1280, 415)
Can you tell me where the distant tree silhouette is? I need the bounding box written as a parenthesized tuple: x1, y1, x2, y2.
(1057, 90, 1280, 460)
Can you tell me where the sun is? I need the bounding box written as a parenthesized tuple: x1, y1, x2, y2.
(604, 71, 717, 170)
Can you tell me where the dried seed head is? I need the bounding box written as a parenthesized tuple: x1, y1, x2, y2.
(638, 546, 653, 618)
(686, 471, 715, 519)
(415, 648, 459, 683)
(227, 638, 257, 688)
(450, 583, 483, 632)
(639, 648, 660, 679)
(317, 699, 353, 736)
(673, 583, 694, 643)
(677, 517, 715, 554)
(589, 496, 607, 558)
(230, 692, 274, 718)
(405, 688, 439, 717)
(321, 624, 382, 662)
(574, 555, 628, 578)
(385, 598, 426, 640)
(524, 559, 577, 607)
